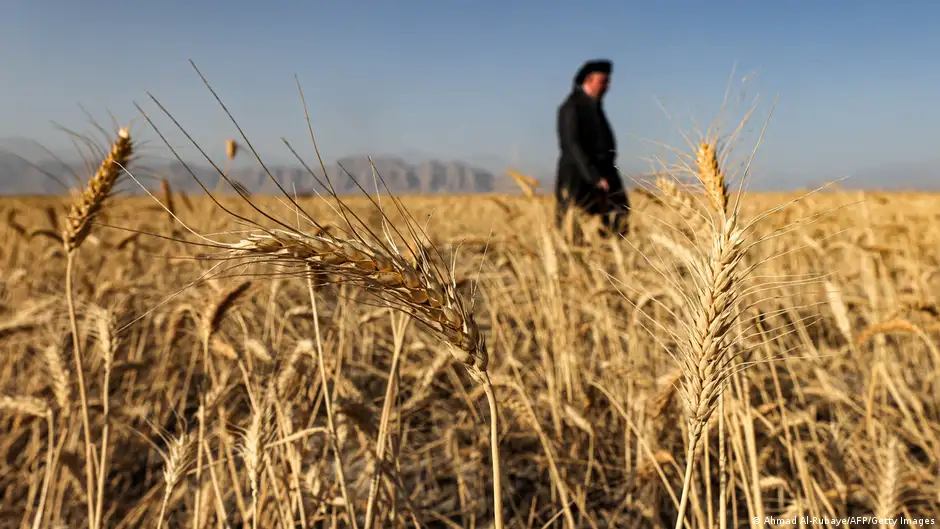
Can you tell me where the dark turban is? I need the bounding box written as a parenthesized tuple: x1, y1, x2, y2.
(574, 59, 612, 85)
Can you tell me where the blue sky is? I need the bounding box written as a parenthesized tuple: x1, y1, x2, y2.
(2, 0, 938, 188)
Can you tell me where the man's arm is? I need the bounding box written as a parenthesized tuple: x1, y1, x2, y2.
(558, 102, 600, 185)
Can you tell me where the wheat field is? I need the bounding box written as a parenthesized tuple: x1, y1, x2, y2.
(1, 124, 939, 529)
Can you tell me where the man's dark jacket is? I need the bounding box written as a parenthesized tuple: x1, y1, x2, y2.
(554, 86, 628, 219)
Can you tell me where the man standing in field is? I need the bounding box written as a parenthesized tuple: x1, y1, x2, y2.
(555, 59, 629, 240)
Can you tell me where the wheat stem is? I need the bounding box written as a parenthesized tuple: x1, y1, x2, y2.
(364, 311, 410, 529)
(194, 398, 206, 529)
(93, 317, 114, 529)
(64, 251, 97, 529)
(481, 371, 505, 529)
(718, 395, 728, 529)
(305, 268, 359, 529)
(58, 126, 131, 529)
(675, 437, 697, 529)
(156, 488, 172, 529)
(31, 411, 56, 529)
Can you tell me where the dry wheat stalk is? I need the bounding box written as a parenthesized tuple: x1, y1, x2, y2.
(210, 335, 238, 361)
(204, 281, 252, 341)
(244, 338, 274, 364)
(192, 281, 252, 394)
(825, 280, 853, 344)
(61, 126, 133, 529)
(86, 304, 119, 371)
(276, 339, 313, 398)
(303, 269, 360, 528)
(84, 304, 119, 527)
(666, 139, 749, 529)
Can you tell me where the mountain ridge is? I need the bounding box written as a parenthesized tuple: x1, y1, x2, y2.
(1, 143, 938, 195)
(0, 151, 526, 196)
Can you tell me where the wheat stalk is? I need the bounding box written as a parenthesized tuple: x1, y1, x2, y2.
(85, 304, 119, 527)
(61, 126, 132, 529)
(363, 311, 410, 529)
(276, 339, 312, 398)
(186, 281, 251, 400)
(305, 267, 360, 528)
(669, 139, 748, 529)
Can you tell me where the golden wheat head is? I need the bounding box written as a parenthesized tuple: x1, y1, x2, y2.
(63, 128, 133, 252)
(675, 139, 745, 436)
(225, 229, 488, 373)
(695, 141, 729, 215)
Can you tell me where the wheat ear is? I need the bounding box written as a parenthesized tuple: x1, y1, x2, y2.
(875, 435, 901, 524)
(156, 431, 194, 529)
(239, 385, 275, 529)
(41, 344, 71, 416)
(364, 312, 410, 529)
(223, 230, 487, 371)
(63, 127, 132, 252)
(656, 174, 708, 238)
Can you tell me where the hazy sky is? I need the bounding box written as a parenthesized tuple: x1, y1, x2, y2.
(2, 0, 938, 186)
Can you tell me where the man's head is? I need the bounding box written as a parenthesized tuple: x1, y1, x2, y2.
(574, 59, 612, 99)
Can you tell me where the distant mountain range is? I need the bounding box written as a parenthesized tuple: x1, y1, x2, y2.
(0, 146, 526, 196)
(1, 137, 937, 194)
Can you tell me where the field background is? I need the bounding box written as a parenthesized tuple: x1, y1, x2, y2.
(1, 188, 939, 528)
